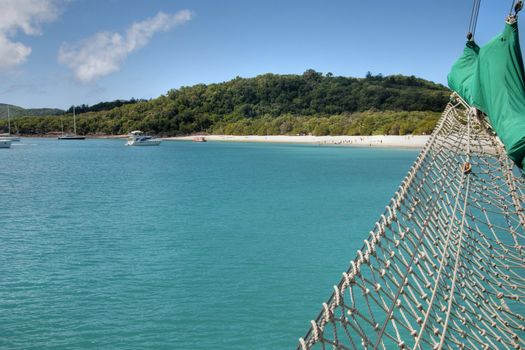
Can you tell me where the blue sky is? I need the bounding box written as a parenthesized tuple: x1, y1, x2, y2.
(0, 0, 520, 109)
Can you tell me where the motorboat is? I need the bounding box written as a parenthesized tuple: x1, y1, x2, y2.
(126, 130, 161, 146)
(0, 139, 12, 148)
(193, 136, 207, 142)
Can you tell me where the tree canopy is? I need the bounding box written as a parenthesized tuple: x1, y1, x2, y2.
(1, 71, 450, 136)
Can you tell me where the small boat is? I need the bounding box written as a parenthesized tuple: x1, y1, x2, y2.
(0, 139, 12, 148)
(126, 130, 161, 146)
(193, 136, 207, 142)
(58, 135, 86, 140)
(1, 105, 20, 141)
(58, 107, 85, 140)
(0, 133, 20, 142)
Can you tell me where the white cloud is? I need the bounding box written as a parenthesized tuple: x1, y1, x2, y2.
(58, 10, 193, 83)
(0, 0, 62, 70)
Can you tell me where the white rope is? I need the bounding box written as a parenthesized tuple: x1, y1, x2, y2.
(297, 97, 525, 350)
(437, 111, 473, 349)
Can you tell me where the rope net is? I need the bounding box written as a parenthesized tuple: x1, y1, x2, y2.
(298, 96, 525, 350)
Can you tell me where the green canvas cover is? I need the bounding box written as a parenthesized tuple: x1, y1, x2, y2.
(447, 20, 525, 168)
(448, 41, 480, 106)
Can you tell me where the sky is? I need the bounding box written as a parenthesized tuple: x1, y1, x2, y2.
(0, 0, 521, 109)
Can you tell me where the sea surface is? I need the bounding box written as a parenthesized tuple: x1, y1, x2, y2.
(0, 139, 419, 349)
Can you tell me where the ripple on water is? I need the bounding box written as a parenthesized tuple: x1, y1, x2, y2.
(0, 139, 417, 349)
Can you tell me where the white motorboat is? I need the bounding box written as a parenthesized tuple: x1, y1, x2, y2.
(125, 130, 161, 146)
(0, 139, 12, 148)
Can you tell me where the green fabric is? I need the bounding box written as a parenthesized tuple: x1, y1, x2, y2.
(447, 21, 525, 168)
(447, 41, 480, 106)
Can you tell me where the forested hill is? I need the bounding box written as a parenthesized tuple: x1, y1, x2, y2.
(6, 71, 451, 136)
(0, 104, 63, 118)
(66, 98, 146, 114)
(164, 70, 448, 117)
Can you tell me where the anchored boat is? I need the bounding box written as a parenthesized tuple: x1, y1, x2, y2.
(0, 105, 20, 142)
(58, 107, 85, 140)
(125, 130, 161, 146)
(0, 139, 12, 148)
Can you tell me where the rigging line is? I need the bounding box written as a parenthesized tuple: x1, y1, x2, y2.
(412, 108, 472, 350)
(296, 95, 525, 350)
(298, 105, 458, 350)
(468, 0, 477, 34)
(297, 107, 454, 349)
(510, 0, 516, 16)
(371, 110, 471, 350)
(468, 0, 481, 39)
(436, 108, 472, 350)
(438, 175, 471, 349)
(472, 0, 481, 38)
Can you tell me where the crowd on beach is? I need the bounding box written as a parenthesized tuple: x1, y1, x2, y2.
(165, 134, 429, 148)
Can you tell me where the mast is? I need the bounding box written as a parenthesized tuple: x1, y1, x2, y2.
(7, 104, 10, 135)
(73, 106, 77, 135)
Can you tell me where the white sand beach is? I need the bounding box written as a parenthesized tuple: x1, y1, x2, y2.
(163, 135, 430, 148)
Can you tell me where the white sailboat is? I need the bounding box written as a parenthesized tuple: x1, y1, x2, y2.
(0, 139, 12, 148)
(0, 105, 20, 142)
(58, 106, 85, 140)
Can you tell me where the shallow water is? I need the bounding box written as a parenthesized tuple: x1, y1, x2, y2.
(0, 139, 418, 349)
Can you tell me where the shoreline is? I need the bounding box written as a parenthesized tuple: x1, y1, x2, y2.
(16, 134, 128, 139)
(162, 135, 430, 148)
(13, 134, 430, 148)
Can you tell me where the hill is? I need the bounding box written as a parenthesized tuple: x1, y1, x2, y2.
(67, 99, 146, 114)
(0, 103, 64, 119)
(3, 71, 451, 136)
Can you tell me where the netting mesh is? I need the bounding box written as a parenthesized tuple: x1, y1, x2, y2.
(298, 97, 525, 350)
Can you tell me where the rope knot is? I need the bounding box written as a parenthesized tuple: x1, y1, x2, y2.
(462, 162, 472, 174)
(333, 285, 341, 306)
(357, 250, 365, 264)
(299, 338, 308, 350)
(351, 261, 359, 276)
(310, 320, 321, 342)
(342, 271, 354, 286)
(322, 303, 332, 322)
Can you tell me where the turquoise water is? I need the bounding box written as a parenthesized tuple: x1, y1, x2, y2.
(0, 139, 418, 349)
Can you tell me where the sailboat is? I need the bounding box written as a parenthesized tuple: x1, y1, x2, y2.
(0, 105, 20, 142)
(58, 106, 85, 140)
(0, 139, 11, 148)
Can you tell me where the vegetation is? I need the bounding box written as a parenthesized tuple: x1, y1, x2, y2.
(66, 98, 146, 114)
(0, 71, 450, 136)
(0, 103, 63, 119)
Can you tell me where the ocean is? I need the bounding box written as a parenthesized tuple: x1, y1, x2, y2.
(0, 139, 419, 349)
